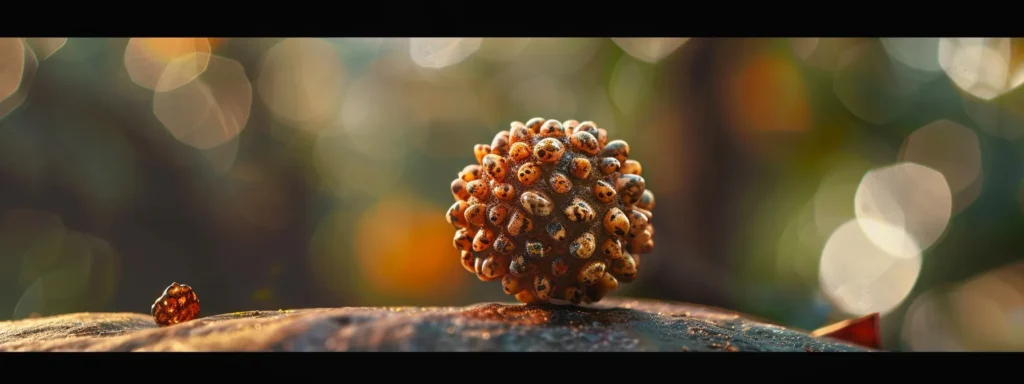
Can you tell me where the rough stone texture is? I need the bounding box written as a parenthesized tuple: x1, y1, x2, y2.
(0, 298, 871, 352)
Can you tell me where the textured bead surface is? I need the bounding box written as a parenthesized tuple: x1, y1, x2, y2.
(151, 282, 200, 326)
(447, 118, 656, 305)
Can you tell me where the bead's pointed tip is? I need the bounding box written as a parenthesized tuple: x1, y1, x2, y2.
(811, 312, 882, 350)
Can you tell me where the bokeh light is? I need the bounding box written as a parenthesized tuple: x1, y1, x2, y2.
(152, 53, 252, 150)
(899, 119, 983, 213)
(939, 38, 1024, 101)
(257, 38, 345, 131)
(124, 38, 212, 92)
(0, 38, 34, 119)
(24, 38, 67, 60)
(819, 218, 923, 316)
(612, 38, 690, 64)
(854, 162, 952, 254)
(408, 38, 482, 69)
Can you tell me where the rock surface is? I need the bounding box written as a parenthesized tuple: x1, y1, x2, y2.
(0, 298, 871, 352)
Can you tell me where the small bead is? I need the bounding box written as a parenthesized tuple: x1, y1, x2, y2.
(459, 164, 481, 182)
(520, 191, 553, 216)
(447, 201, 470, 229)
(593, 180, 617, 203)
(525, 117, 546, 133)
(634, 207, 654, 220)
(563, 120, 580, 133)
(526, 240, 546, 258)
(491, 131, 510, 155)
(596, 128, 609, 148)
(466, 179, 489, 200)
(509, 255, 535, 276)
(620, 159, 642, 176)
(637, 190, 656, 211)
(570, 232, 596, 259)
(546, 221, 566, 242)
(579, 261, 607, 285)
(474, 144, 491, 164)
(488, 205, 508, 226)
(517, 163, 540, 186)
(515, 290, 541, 304)
(464, 203, 487, 227)
(510, 124, 533, 144)
(601, 238, 623, 259)
(534, 275, 554, 301)
(603, 207, 630, 238)
(453, 228, 474, 251)
(539, 119, 565, 138)
(151, 282, 200, 326)
(616, 174, 646, 205)
(502, 274, 526, 294)
(493, 184, 516, 201)
(509, 142, 532, 162)
(480, 253, 509, 280)
(627, 209, 650, 238)
(451, 179, 469, 201)
(564, 286, 585, 304)
(575, 121, 599, 136)
(551, 258, 569, 276)
(600, 140, 629, 162)
(472, 228, 495, 252)
(570, 131, 601, 155)
(570, 157, 592, 179)
(612, 254, 637, 281)
(507, 210, 532, 236)
(460, 251, 475, 273)
(549, 172, 572, 194)
(563, 198, 596, 223)
(598, 157, 620, 175)
(482, 154, 510, 181)
(493, 234, 515, 254)
(533, 138, 565, 163)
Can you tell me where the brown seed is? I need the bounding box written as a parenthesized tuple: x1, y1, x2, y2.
(460, 251, 475, 272)
(616, 174, 646, 205)
(464, 203, 487, 227)
(612, 254, 637, 280)
(493, 234, 515, 253)
(563, 198, 596, 223)
(526, 240, 546, 258)
(596, 128, 609, 148)
(570, 131, 600, 155)
(552, 258, 569, 276)
(488, 205, 508, 226)
(525, 117, 546, 133)
(533, 138, 565, 163)
(627, 209, 649, 238)
(520, 191, 553, 216)
(466, 179, 489, 200)
(570, 232, 596, 259)
(472, 228, 495, 252)
(534, 275, 554, 300)
(564, 286, 585, 304)
(593, 180, 617, 203)
(509, 254, 535, 276)
(447, 201, 470, 229)
(621, 159, 642, 176)
(152, 282, 200, 326)
(491, 131, 510, 155)
(482, 154, 509, 181)
(502, 274, 526, 294)
(515, 290, 541, 304)
(587, 273, 618, 303)
(579, 261, 607, 285)
(453, 228, 474, 251)
(638, 238, 654, 254)
(507, 210, 532, 236)
(546, 221, 567, 241)
(575, 121, 599, 136)
(480, 253, 509, 280)
(634, 207, 654, 221)
(459, 164, 481, 182)
(493, 184, 515, 201)
(517, 162, 540, 186)
(603, 207, 630, 238)
(474, 144, 491, 164)
(598, 157, 621, 175)
(600, 140, 629, 162)
(601, 238, 623, 259)
(510, 124, 532, 144)
(549, 172, 572, 194)
(646, 223, 655, 236)
(509, 142, 532, 162)
(539, 119, 565, 138)
(637, 190, 656, 211)
(570, 157, 592, 179)
(451, 179, 470, 201)
(563, 119, 580, 132)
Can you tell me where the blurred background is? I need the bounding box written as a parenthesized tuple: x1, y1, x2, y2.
(0, 37, 1021, 351)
